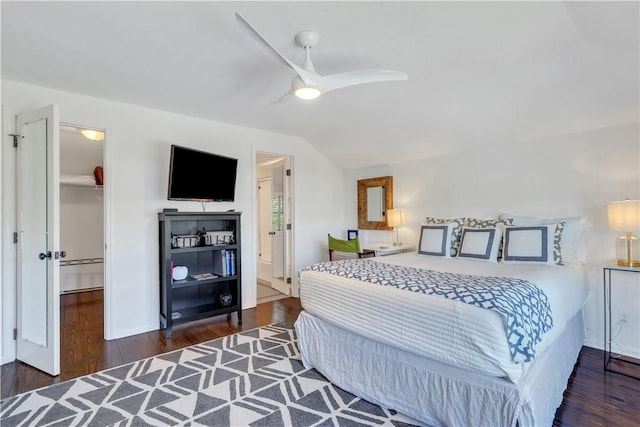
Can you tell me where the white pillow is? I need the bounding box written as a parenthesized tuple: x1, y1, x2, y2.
(502, 223, 565, 265)
(499, 212, 590, 264)
(418, 224, 452, 257)
(465, 217, 513, 260)
(424, 217, 465, 256)
(457, 226, 503, 262)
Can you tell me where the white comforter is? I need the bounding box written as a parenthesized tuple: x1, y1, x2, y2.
(298, 253, 588, 383)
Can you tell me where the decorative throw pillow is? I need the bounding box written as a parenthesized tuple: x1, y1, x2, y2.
(457, 226, 503, 262)
(418, 224, 452, 257)
(502, 223, 565, 265)
(424, 217, 465, 257)
(465, 217, 513, 259)
(499, 212, 590, 264)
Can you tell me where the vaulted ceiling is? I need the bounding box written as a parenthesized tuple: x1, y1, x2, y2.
(2, 1, 638, 170)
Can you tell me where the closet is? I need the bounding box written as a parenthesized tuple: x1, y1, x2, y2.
(59, 125, 104, 293)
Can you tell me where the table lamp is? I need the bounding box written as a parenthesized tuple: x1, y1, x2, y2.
(608, 199, 640, 267)
(387, 208, 404, 246)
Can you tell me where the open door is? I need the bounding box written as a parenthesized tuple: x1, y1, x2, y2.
(271, 163, 285, 281)
(269, 158, 292, 295)
(16, 105, 61, 376)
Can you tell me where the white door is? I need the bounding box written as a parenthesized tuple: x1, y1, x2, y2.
(271, 164, 285, 280)
(257, 179, 272, 262)
(16, 105, 61, 376)
(269, 158, 292, 295)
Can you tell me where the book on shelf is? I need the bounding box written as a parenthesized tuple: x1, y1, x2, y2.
(213, 250, 227, 276)
(189, 273, 217, 280)
(213, 249, 237, 276)
(227, 250, 236, 276)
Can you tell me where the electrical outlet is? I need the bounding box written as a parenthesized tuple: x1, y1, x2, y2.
(619, 312, 629, 325)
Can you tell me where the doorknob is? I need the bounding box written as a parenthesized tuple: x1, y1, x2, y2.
(38, 251, 52, 260)
(60, 250, 66, 258)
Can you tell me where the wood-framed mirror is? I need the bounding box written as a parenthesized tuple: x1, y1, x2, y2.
(357, 176, 393, 230)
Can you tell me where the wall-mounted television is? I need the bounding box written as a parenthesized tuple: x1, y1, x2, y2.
(167, 145, 238, 202)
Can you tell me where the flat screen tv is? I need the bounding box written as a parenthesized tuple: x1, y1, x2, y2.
(168, 145, 238, 202)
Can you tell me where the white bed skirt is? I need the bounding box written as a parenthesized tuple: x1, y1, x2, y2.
(295, 310, 585, 427)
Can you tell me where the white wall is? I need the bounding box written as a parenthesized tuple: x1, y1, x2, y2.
(345, 122, 640, 357)
(1, 80, 345, 364)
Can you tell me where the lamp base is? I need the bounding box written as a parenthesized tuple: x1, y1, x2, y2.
(616, 233, 640, 268)
(617, 259, 640, 268)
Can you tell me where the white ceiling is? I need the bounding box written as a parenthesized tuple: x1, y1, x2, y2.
(2, 1, 638, 170)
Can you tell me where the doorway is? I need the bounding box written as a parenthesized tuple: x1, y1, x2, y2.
(59, 124, 105, 296)
(256, 152, 294, 303)
(14, 104, 107, 376)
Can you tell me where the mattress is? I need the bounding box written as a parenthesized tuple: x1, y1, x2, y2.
(298, 253, 588, 382)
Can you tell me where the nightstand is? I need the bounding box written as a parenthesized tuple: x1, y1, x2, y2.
(361, 242, 416, 257)
(603, 262, 640, 379)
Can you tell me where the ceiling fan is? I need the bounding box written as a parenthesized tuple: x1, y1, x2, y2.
(235, 13, 408, 103)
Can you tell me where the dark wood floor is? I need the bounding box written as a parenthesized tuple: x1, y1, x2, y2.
(1, 290, 638, 427)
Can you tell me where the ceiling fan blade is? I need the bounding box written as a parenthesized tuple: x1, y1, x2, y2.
(319, 70, 408, 94)
(266, 90, 292, 107)
(235, 12, 317, 86)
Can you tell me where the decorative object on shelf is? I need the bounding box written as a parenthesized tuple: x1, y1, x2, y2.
(189, 273, 217, 280)
(201, 230, 234, 246)
(387, 208, 405, 246)
(608, 199, 640, 267)
(347, 229, 358, 241)
(171, 234, 200, 248)
(172, 266, 189, 281)
(219, 292, 233, 307)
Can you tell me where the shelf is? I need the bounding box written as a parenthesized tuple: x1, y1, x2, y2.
(172, 275, 237, 288)
(170, 302, 238, 323)
(171, 244, 237, 254)
(159, 211, 242, 338)
(61, 183, 103, 190)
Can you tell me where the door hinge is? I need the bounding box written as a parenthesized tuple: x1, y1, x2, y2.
(286, 277, 292, 285)
(13, 232, 18, 244)
(286, 169, 291, 176)
(286, 224, 291, 230)
(13, 328, 17, 340)
(9, 134, 21, 148)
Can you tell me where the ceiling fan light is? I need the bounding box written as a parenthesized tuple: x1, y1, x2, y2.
(294, 86, 321, 100)
(81, 129, 104, 141)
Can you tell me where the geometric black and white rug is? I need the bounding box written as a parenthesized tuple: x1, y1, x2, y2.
(0, 325, 419, 426)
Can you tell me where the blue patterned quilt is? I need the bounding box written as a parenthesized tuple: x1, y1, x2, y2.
(303, 259, 553, 363)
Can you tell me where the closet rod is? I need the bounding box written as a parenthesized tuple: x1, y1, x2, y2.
(60, 257, 104, 267)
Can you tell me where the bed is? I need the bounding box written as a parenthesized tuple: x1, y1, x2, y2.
(294, 251, 589, 427)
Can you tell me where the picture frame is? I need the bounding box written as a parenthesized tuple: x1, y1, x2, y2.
(347, 229, 358, 240)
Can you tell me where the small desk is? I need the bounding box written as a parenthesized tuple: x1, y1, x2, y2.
(362, 242, 416, 257)
(603, 262, 640, 379)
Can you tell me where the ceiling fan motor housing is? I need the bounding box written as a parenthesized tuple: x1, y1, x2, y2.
(295, 30, 320, 48)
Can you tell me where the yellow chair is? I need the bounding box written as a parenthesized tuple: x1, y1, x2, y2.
(328, 234, 376, 261)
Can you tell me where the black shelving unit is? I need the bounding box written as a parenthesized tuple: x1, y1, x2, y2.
(158, 211, 242, 338)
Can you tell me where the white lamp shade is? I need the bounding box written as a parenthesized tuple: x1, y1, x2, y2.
(608, 200, 640, 231)
(387, 209, 404, 228)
